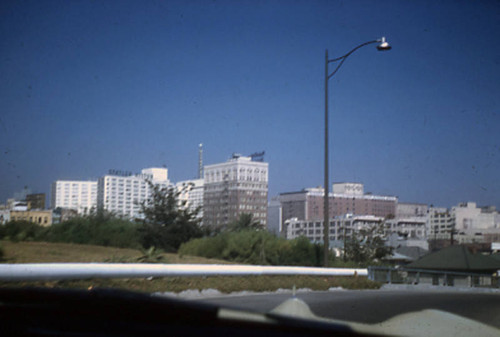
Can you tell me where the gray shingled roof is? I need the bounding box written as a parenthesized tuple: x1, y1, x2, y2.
(407, 245, 500, 273)
(491, 252, 500, 261)
(395, 246, 428, 261)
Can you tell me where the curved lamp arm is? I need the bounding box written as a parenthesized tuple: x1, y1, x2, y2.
(327, 37, 390, 79)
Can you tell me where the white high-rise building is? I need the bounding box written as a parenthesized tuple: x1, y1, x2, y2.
(51, 180, 98, 215)
(176, 178, 204, 220)
(97, 168, 170, 219)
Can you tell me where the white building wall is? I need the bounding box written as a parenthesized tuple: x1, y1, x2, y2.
(332, 183, 364, 195)
(452, 202, 481, 231)
(204, 156, 269, 185)
(396, 203, 429, 219)
(0, 210, 10, 224)
(386, 217, 427, 240)
(51, 180, 97, 215)
(98, 168, 170, 219)
(285, 215, 384, 243)
(427, 203, 500, 243)
(267, 197, 282, 235)
(176, 178, 204, 220)
(428, 207, 454, 239)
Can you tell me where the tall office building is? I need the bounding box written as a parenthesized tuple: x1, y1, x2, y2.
(203, 154, 268, 228)
(97, 168, 170, 219)
(51, 180, 98, 215)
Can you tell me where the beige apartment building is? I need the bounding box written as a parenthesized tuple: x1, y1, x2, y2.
(203, 154, 268, 229)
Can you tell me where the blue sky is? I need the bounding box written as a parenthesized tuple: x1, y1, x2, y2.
(1, 0, 499, 208)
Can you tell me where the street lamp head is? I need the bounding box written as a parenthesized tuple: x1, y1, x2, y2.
(376, 36, 391, 51)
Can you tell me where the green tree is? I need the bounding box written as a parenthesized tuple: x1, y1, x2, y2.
(227, 213, 263, 232)
(344, 221, 392, 264)
(139, 181, 202, 252)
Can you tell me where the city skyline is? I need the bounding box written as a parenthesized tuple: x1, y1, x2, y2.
(1, 1, 499, 209)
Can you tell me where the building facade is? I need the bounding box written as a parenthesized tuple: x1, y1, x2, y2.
(278, 183, 397, 231)
(10, 210, 52, 226)
(51, 180, 97, 215)
(386, 217, 427, 240)
(427, 207, 453, 240)
(26, 193, 46, 210)
(97, 168, 170, 219)
(385, 217, 428, 249)
(451, 202, 500, 243)
(203, 155, 268, 228)
(427, 202, 500, 244)
(396, 202, 429, 219)
(267, 197, 282, 236)
(285, 214, 384, 243)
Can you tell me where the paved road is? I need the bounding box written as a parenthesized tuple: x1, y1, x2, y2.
(199, 289, 500, 328)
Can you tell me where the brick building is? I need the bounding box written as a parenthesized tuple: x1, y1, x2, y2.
(278, 183, 397, 230)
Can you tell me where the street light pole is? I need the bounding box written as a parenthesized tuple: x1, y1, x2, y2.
(323, 49, 330, 267)
(323, 37, 391, 267)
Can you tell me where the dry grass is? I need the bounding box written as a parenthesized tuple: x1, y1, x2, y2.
(0, 241, 381, 293)
(4, 275, 379, 294)
(0, 241, 232, 264)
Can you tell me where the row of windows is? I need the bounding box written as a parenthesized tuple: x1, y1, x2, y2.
(207, 167, 267, 175)
(204, 183, 267, 190)
(105, 200, 141, 205)
(211, 212, 267, 219)
(11, 216, 49, 224)
(290, 234, 350, 241)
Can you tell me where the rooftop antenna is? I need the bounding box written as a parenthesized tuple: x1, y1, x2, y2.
(198, 143, 203, 179)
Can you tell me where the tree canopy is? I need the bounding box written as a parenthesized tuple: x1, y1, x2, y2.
(344, 221, 392, 263)
(226, 213, 263, 232)
(139, 181, 203, 252)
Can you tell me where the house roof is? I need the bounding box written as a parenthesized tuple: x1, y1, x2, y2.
(383, 251, 414, 262)
(491, 252, 500, 261)
(395, 246, 428, 261)
(407, 245, 500, 273)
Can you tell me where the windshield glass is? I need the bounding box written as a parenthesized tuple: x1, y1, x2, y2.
(1, 0, 499, 332)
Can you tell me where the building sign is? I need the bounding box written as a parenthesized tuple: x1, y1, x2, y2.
(333, 183, 364, 195)
(108, 169, 133, 177)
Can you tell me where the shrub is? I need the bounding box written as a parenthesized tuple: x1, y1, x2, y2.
(0, 212, 141, 249)
(179, 234, 228, 259)
(44, 216, 140, 249)
(179, 231, 334, 266)
(0, 221, 46, 242)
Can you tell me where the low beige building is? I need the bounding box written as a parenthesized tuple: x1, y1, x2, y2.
(10, 210, 52, 226)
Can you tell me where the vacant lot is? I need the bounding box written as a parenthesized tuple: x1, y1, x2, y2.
(0, 241, 380, 293)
